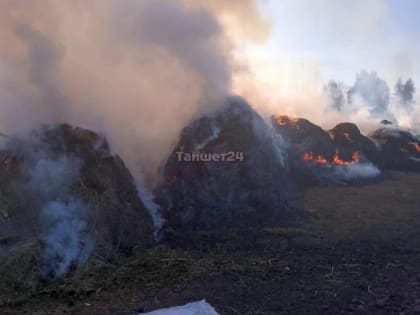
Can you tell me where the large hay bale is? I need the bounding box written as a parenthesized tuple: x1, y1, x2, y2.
(369, 127, 420, 171)
(0, 124, 154, 277)
(155, 97, 290, 231)
(329, 122, 378, 162)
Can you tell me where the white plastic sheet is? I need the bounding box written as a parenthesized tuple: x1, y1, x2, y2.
(139, 300, 219, 315)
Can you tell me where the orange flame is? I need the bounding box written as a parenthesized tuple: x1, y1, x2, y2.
(332, 150, 350, 166)
(302, 152, 328, 165)
(302, 149, 361, 166)
(275, 115, 298, 128)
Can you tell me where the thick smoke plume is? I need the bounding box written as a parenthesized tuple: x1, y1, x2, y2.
(0, 0, 256, 176)
(0, 0, 269, 267)
(1, 0, 418, 147)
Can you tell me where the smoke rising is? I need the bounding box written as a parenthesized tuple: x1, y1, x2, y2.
(185, 0, 272, 43)
(28, 157, 80, 197)
(113, 0, 231, 97)
(27, 154, 93, 278)
(1, 130, 95, 278)
(350, 71, 391, 116)
(1, 0, 419, 145)
(0, 0, 270, 271)
(14, 23, 68, 123)
(40, 199, 93, 278)
(230, 0, 420, 135)
(333, 162, 381, 181)
(0, 0, 245, 176)
(3, 0, 416, 172)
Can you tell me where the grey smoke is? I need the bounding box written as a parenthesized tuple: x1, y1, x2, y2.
(40, 199, 93, 278)
(333, 162, 381, 181)
(321, 69, 420, 135)
(0, 0, 233, 174)
(324, 80, 346, 111)
(395, 78, 416, 107)
(28, 156, 80, 197)
(0, 0, 236, 241)
(136, 179, 164, 241)
(14, 24, 68, 122)
(324, 70, 392, 116)
(26, 151, 93, 278)
(350, 70, 390, 116)
(113, 0, 231, 96)
(323, 70, 415, 128)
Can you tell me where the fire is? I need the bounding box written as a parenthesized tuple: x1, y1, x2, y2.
(332, 149, 361, 166)
(332, 150, 350, 166)
(302, 149, 361, 166)
(302, 152, 328, 165)
(275, 115, 298, 128)
(409, 142, 420, 152)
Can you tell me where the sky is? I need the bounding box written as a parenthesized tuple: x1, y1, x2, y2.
(255, 0, 420, 86)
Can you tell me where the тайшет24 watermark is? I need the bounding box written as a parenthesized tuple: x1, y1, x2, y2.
(176, 151, 244, 162)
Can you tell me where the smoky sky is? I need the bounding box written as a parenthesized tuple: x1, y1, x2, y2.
(113, 0, 231, 95)
(14, 23, 68, 122)
(0, 0, 260, 176)
(2, 0, 416, 177)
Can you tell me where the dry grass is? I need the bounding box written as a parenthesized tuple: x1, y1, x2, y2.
(304, 171, 420, 240)
(2, 171, 420, 314)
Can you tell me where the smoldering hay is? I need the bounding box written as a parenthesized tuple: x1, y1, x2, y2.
(0, 124, 155, 278)
(0, 0, 270, 179)
(0, 0, 276, 255)
(0, 0, 273, 277)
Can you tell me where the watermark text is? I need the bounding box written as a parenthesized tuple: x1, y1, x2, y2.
(176, 151, 244, 162)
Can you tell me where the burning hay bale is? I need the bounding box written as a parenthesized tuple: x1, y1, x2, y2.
(329, 122, 378, 163)
(272, 116, 381, 184)
(297, 148, 380, 185)
(0, 124, 154, 278)
(155, 96, 291, 232)
(369, 127, 420, 171)
(271, 115, 336, 160)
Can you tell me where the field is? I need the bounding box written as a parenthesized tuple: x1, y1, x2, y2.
(2, 171, 420, 314)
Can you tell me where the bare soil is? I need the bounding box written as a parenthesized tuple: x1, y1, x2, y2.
(2, 171, 420, 314)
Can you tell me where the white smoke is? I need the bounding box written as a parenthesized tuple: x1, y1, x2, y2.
(333, 162, 381, 181)
(0, 0, 253, 247)
(0, 0, 236, 176)
(28, 157, 80, 197)
(231, 1, 420, 136)
(136, 179, 164, 241)
(40, 199, 93, 278)
(26, 153, 93, 278)
(306, 70, 420, 135)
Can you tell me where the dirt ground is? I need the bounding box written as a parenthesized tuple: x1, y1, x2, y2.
(2, 171, 420, 314)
